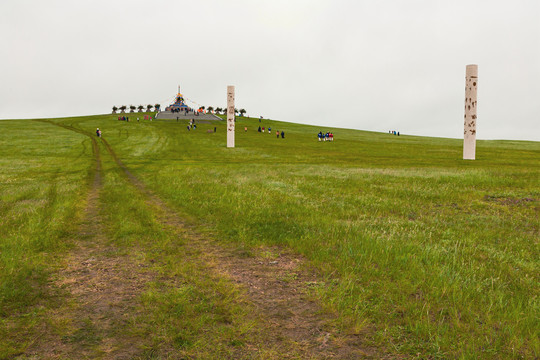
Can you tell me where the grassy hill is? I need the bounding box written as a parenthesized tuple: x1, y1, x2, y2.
(0, 114, 538, 358)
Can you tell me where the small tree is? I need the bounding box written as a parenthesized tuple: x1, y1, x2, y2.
(112, 106, 118, 113)
(215, 107, 222, 114)
(239, 108, 246, 117)
(137, 105, 144, 112)
(129, 105, 136, 113)
(234, 108, 238, 115)
(119, 105, 127, 113)
(207, 106, 214, 113)
(146, 104, 153, 112)
(155, 104, 161, 112)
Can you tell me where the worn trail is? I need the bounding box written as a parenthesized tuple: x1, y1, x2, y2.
(100, 136, 386, 358)
(27, 121, 388, 358)
(25, 122, 153, 358)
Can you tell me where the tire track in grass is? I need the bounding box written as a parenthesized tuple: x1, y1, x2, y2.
(25, 121, 154, 358)
(99, 137, 392, 359)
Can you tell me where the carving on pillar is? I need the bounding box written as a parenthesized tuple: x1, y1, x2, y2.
(463, 65, 478, 160)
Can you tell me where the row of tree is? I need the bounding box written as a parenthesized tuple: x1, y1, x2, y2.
(112, 104, 247, 115)
(112, 104, 161, 113)
(204, 106, 247, 116)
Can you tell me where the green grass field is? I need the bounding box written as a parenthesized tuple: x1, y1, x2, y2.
(0, 114, 538, 359)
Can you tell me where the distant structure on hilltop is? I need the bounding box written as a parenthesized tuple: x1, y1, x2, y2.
(165, 86, 191, 112)
(155, 86, 221, 121)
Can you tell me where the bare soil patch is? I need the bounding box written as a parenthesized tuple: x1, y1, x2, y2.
(483, 195, 537, 206)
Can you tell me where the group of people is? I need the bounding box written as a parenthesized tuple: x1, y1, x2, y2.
(186, 118, 198, 131)
(257, 126, 285, 138)
(318, 131, 334, 141)
(117, 116, 153, 122)
(171, 107, 191, 114)
(389, 130, 400, 136)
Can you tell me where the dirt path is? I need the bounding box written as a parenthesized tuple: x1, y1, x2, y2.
(27, 121, 389, 358)
(100, 137, 388, 359)
(24, 123, 153, 358)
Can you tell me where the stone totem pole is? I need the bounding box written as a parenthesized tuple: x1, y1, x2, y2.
(463, 64, 478, 160)
(227, 85, 235, 148)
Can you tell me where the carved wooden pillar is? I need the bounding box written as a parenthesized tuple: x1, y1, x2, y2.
(463, 65, 478, 160)
(227, 86, 235, 148)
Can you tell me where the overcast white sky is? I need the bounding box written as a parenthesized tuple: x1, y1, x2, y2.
(1, 0, 539, 140)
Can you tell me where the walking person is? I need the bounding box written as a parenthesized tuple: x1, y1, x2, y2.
(96, 128, 101, 137)
(281, 131, 285, 138)
(276, 130, 279, 138)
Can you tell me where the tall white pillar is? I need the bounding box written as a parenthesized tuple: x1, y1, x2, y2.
(227, 85, 235, 148)
(463, 64, 478, 160)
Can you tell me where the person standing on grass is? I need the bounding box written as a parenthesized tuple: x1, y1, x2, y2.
(258, 126, 261, 132)
(245, 126, 248, 132)
(281, 131, 285, 138)
(262, 127, 265, 132)
(276, 130, 279, 138)
(318, 131, 322, 141)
